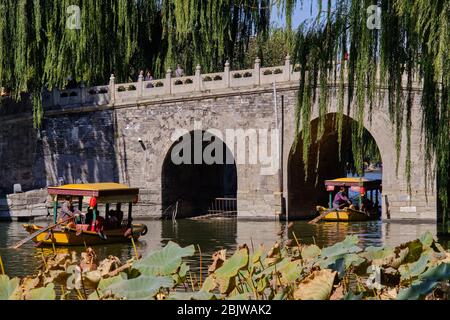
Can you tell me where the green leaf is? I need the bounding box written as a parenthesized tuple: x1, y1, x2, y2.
(88, 274, 127, 300)
(134, 242, 195, 276)
(0, 275, 20, 300)
(419, 232, 434, 248)
(25, 284, 56, 300)
(278, 259, 302, 284)
(227, 292, 252, 300)
(293, 269, 337, 300)
(168, 291, 216, 300)
(321, 235, 362, 258)
(399, 253, 432, 281)
(201, 275, 217, 292)
(301, 245, 321, 260)
(215, 247, 249, 279)
(105, 276, 174, 300)
(397, 263, 450, 300)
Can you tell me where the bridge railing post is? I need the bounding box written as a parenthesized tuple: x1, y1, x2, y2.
(284, 54, 292, 81)
(224, 60, 230, 88)
(109, 74, 116, 105)
(165, 69, 172, 95)
(195, 64, 202, 91)
(80, 81, 86, 104)
(254, 57, 261, 85)
(52, 87, 60, 106)
(137, 70, 144, 98)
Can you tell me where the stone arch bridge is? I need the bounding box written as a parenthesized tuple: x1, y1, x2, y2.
(0, 57, 437, 224)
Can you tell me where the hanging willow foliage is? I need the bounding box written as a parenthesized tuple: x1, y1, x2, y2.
(287, 0, 450, 231)
(0, 0, 270, 127)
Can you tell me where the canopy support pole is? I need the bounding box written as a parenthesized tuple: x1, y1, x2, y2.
(128, 202, 133, 227)
(53, 197, 58, 224)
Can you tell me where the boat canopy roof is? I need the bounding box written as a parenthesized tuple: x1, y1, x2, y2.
(48, 183, 139, 203)
(324, 178, 381, 190)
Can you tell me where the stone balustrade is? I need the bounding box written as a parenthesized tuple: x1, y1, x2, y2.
(42, 55, 301, 108)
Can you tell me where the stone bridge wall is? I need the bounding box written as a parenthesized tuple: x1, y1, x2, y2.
(0, 58, 437, 224)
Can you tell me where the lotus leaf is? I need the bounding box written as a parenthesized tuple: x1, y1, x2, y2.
(88, 273, 127, 300)
(251, 245, 265, 265)
(201, 275, 217, 292)
(227, 292, 252, 300)
(0, 275, 20, 300)
(105, 275, 174, 300)
(134, 242, 195, 276)
(168, 291, 216, 300)
(399, 253, 432, 281)
(277, 259, 302, 284)
(397, 263, 450, 300)
(321, 236, 361, 257)
(25, 283, 56, 300)
(215, 247, 249, 279)
(301, 245, 321, 260)
(360, 247, 394, 262)
(294, 269, 337, 300)
(420, 232, 435, 248)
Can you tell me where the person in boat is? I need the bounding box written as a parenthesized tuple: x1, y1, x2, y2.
(361, 196, 374, 212)
(59, 196, 80, 228)
(115, 203, 124, 227)
(333, 187, 353, 209)
(105, 209, 119, 230)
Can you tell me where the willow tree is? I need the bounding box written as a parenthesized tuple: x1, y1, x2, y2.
(0, 0, 271, 128)
(284, 0, 450, 232)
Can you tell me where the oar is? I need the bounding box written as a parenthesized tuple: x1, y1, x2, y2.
(10, 217, 73, 249)
(308, 208, 337, 225)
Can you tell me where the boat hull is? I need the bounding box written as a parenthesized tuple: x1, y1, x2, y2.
(22, 224, 147, 246)
(316, 206, 380, 222)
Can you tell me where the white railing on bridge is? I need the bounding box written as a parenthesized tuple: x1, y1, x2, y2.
(42, 55, 302, 108)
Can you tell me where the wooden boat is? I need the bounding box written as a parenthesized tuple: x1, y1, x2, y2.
(22, 183, 148, 246)
(316, 177, 382, 222)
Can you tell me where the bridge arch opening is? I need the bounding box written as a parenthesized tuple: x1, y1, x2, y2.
(288, 113, 382, 219)
(161, 130, 237, 219)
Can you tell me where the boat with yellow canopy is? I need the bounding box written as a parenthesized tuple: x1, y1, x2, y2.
(22, 183, 148, 246)
(316, 177, 382, 222)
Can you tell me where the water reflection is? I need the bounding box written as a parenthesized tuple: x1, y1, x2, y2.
(0, 218, 440, 278)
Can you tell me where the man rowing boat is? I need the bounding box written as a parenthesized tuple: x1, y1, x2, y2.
(333, 187, 353, 209)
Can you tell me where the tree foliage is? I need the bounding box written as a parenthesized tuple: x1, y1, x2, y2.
(285, 0, 450, 231)
(0, 0, 271, 127)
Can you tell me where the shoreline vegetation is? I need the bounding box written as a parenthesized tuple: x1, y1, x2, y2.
(1, 230, 450, 300)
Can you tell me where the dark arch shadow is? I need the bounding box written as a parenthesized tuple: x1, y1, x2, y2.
(287, 113, 382, 219)
(161, 130, 237, 219)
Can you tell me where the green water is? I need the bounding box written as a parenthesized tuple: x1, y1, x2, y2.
(0, 218, 441, 278)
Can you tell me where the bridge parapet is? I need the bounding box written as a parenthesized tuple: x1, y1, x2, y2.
(42, 55, 301, 109)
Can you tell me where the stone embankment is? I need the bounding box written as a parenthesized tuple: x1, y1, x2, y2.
(0, 189, 50, 221)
